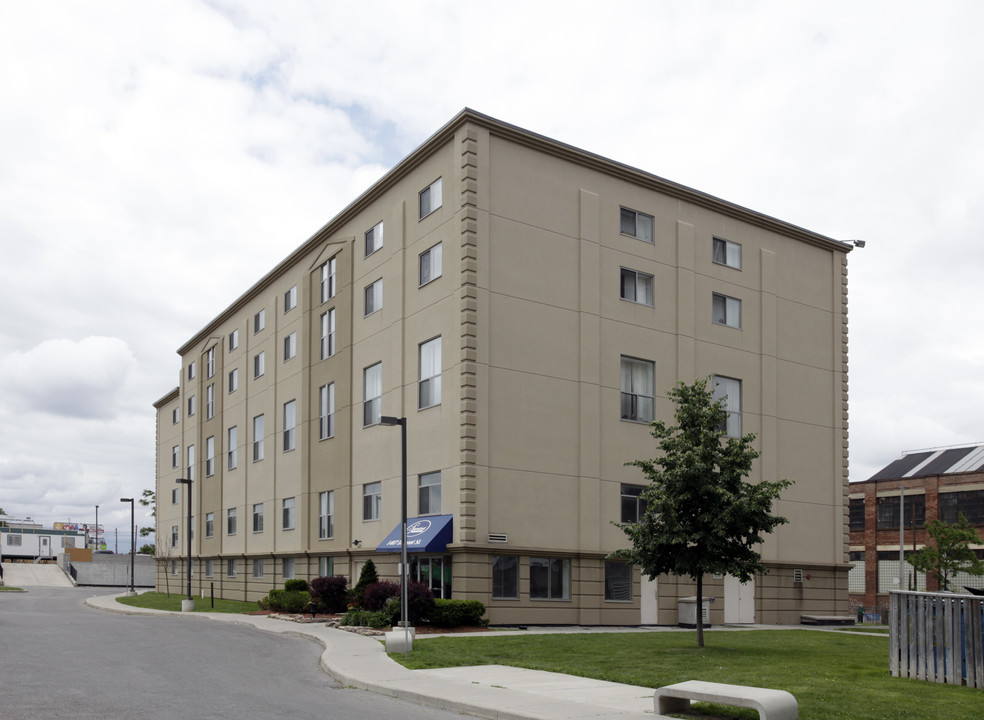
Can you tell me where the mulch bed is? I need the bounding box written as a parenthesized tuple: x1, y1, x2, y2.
(247, 610, 486, 634)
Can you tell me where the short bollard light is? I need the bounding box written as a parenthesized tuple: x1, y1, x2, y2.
(308, 601, 317, 619)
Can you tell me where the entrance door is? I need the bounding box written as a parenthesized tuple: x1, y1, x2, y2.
(40, 536, 52, 558)
(640, 575, 659, 624)
(724, 575, 755, 623)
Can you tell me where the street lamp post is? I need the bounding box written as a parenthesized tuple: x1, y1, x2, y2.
(120, 497, 136, 596)
(176, 478, 194, 612)
(380, 415, 409, 655)
(94, 505, 99, 551)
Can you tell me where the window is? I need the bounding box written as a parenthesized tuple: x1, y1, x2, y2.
(319, 383, 334, 440)
(940, 490, 984, 525)
(419, 242, 443, 286)
(229, 329, 239, 351)
(205, 512, 214, 538)
(171, 560, 178, 576)
(365, 220, 383, 256)
(171, 525, 179, 548)
(418, 337, 442, 409)
(228, 368, 238, 393)
(320, 309, 335, 359)
(227, 426, 238, 470)
(419, 177, 442, 219)
(363, 482, 381, 521)
(283, 497, 296, 530)
(319, 490, 334, 539)
(713, 237, 742, 269)
(227, 558, 237, 577)
(364, 278, 382, 316)
(492, 556, 519, 599)
(363, 363, 382, 426)
(284, 285, 297, 313)
(321, 257, 336, 303)
(172, 408, 179, 424)
(849, 498, 865, 532)
(252, 503, 264, 533)
(283, 332, 297, 362)
(206, 383, 215, 419)
(620, 356, 654, 423)
(712, 293, 741, 329)
(254, 351, 265, 378)
(205, 559, 214, 578)
(252, 558, 264, 579)
(205, 436, 215, 477)
(171, 445, 180, 468)
(620, 268, 654, 306)
(711, 376, 742, 437)
(7, 534, 22, 547)
(282, 558, 295, 580)
(205, 347, 216, 379)
(187, 395, 196, 416)
(254, 309, 265, 333)
(418, 471, 441, 515)
(620, 207, 654, 243)
(283, 400, 296, 451)
(172, 488, 179, 504)
(530, 557, 570, 600)
(188, 361, 196, 381)
(621, 484, 647, 523)
(605, 562, 632, 601)
(227, 507, 237, 535)
(319, 556, 334, 577)
(878, 495, 927, 529)
(253, 414, 264, 461)
(186, 444, 195, 481)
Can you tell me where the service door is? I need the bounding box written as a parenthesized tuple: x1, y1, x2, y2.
(640, 576, 659, 624)
(724, 575, 755, 624)
(40, 536, 52, 558)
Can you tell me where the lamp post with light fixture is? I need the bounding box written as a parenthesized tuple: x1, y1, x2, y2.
(379, 415, 410, 654)
(120, 497, 135, 595)
(175, 478, 194, 611)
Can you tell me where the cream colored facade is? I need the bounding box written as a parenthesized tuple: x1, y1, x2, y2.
(155, 110, 851, 625)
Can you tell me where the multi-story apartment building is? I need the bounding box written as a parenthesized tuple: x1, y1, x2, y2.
(849, 445, 984, 613)
(155, 109, 852, 625)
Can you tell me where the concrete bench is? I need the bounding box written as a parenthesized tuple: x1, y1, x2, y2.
(654, 680, 798, 720)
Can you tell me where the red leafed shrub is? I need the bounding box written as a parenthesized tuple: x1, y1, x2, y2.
(362, 580, 400, 611)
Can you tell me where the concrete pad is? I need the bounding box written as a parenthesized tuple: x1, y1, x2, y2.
(3, 562, 74, 588)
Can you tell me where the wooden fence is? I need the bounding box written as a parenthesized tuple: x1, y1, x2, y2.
(889, 590, 984, 688)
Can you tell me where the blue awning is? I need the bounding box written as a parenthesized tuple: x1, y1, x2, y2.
(376, 514, 453, 553)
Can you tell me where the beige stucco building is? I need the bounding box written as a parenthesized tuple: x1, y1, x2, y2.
(154, 109, 852, 625)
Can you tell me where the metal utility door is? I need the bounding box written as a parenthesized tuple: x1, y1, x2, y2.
(724, 575, 755, 623)
(40, 536, 52, 558)
(640, 576, 659, 624)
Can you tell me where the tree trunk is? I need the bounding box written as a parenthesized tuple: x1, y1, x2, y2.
(696, 574, 704, 647)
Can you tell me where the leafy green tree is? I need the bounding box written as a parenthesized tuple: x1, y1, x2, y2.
(613, 377, 792, 647)
(138, 489, 156, 537)
(352, 558, 379, 605)
(907, 514, 984, 591)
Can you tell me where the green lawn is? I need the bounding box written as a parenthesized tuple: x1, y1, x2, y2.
(116, 591, 259, 614)
(396, 630, 981, 720)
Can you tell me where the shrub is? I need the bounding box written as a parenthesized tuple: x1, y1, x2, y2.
(362, 580, 400, 611)
(352, 559, 379, 602)
(427, 599, 488, 627)
(284, 579, 309, 593)
(260, 589, 311, 613)
(309, 575, 348, 613)
(340, 608, 391, 628)
(407, 580, 436, 624)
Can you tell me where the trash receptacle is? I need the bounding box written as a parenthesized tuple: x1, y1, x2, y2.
(678, 596, 711, 628)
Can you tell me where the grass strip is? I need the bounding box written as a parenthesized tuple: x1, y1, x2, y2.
(396, 630, 982, 719)
(116, 591, 259, 614)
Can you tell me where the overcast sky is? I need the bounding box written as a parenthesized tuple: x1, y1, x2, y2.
(2, 1, 982, 538)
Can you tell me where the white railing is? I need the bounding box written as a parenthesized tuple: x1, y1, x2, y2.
(889, 590, 984, 688)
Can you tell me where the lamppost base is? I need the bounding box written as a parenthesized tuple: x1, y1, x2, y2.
(384, 630, 413, 654)
(181, 598, 196, 612)
(125, 590, 138, 597)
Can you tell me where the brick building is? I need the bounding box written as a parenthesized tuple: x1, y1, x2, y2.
(848, 445, 984, 614)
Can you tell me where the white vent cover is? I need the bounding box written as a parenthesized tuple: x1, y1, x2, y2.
(488, 532, 508, 543)
(793, 568, 804, 583)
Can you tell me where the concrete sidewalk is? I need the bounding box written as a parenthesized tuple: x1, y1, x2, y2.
(84, 593, 659, 719)
(2, 561, 74, 587)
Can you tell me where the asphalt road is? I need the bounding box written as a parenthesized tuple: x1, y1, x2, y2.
(0, 586, 462, 720)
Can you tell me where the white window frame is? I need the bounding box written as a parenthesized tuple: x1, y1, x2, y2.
(419, 242, 443, 286)
(713, 237, 742, 270)
(712, 375, 742, 437)
(320, 309, 335, 359)
(282, 557, 295, 580)
(229, 329, 239, 351)
(321, 257, 336, 303)
(254, 309, 266, 333)
(620, 267, 654, 307)
(319, 490, 334, 540)
(253, 414, 264, 462)
(530, 557, 571, 600)
(186, 444, 195, 481)
(364, 278, 382, 316)
(418, 471, 441, 516)
(284, 285, 297, 313)
(227, 426, 238, 470)
(282, 497, 296, 530)
(227, 508, 237, 535)
(419, 177, 443, 219)
(187, 395, 196, 416)
(365, 220, 383, 256)
(620, 206, 654, 243)
(492, 555, 519, 599)
(227, 558, 237, 577)
(187, 361, 196, 381)
(206, 383, 215, 419)
(252, 558, 264, 579)
(363, 482, 381, 521)
(283, 400, 296, 452)
(620, 356, 655, 423)
(205, 512, 215, 538)
(206, 347, 216, 379)
(319, 383, 334, 440)
(620, 484, 647, 523)
(228, 368, 238, 393)
(712, 292, 742, 329)
(363, 362, 381, 427)
(205, 559, 214, 578)
(171, 445, 180, 468)
(254, 351, 265, 379)
(172, 488, 179, 504)
(283, 331, 297, 361)
(205, 436, 215, 477)
(171, 525, 179, 548)
(253, 502, 264, 533)
(418, 336, 442, 409)
(172, 408, 179, 424)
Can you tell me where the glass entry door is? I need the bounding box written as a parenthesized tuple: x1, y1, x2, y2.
(410, 555, 452, 598)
